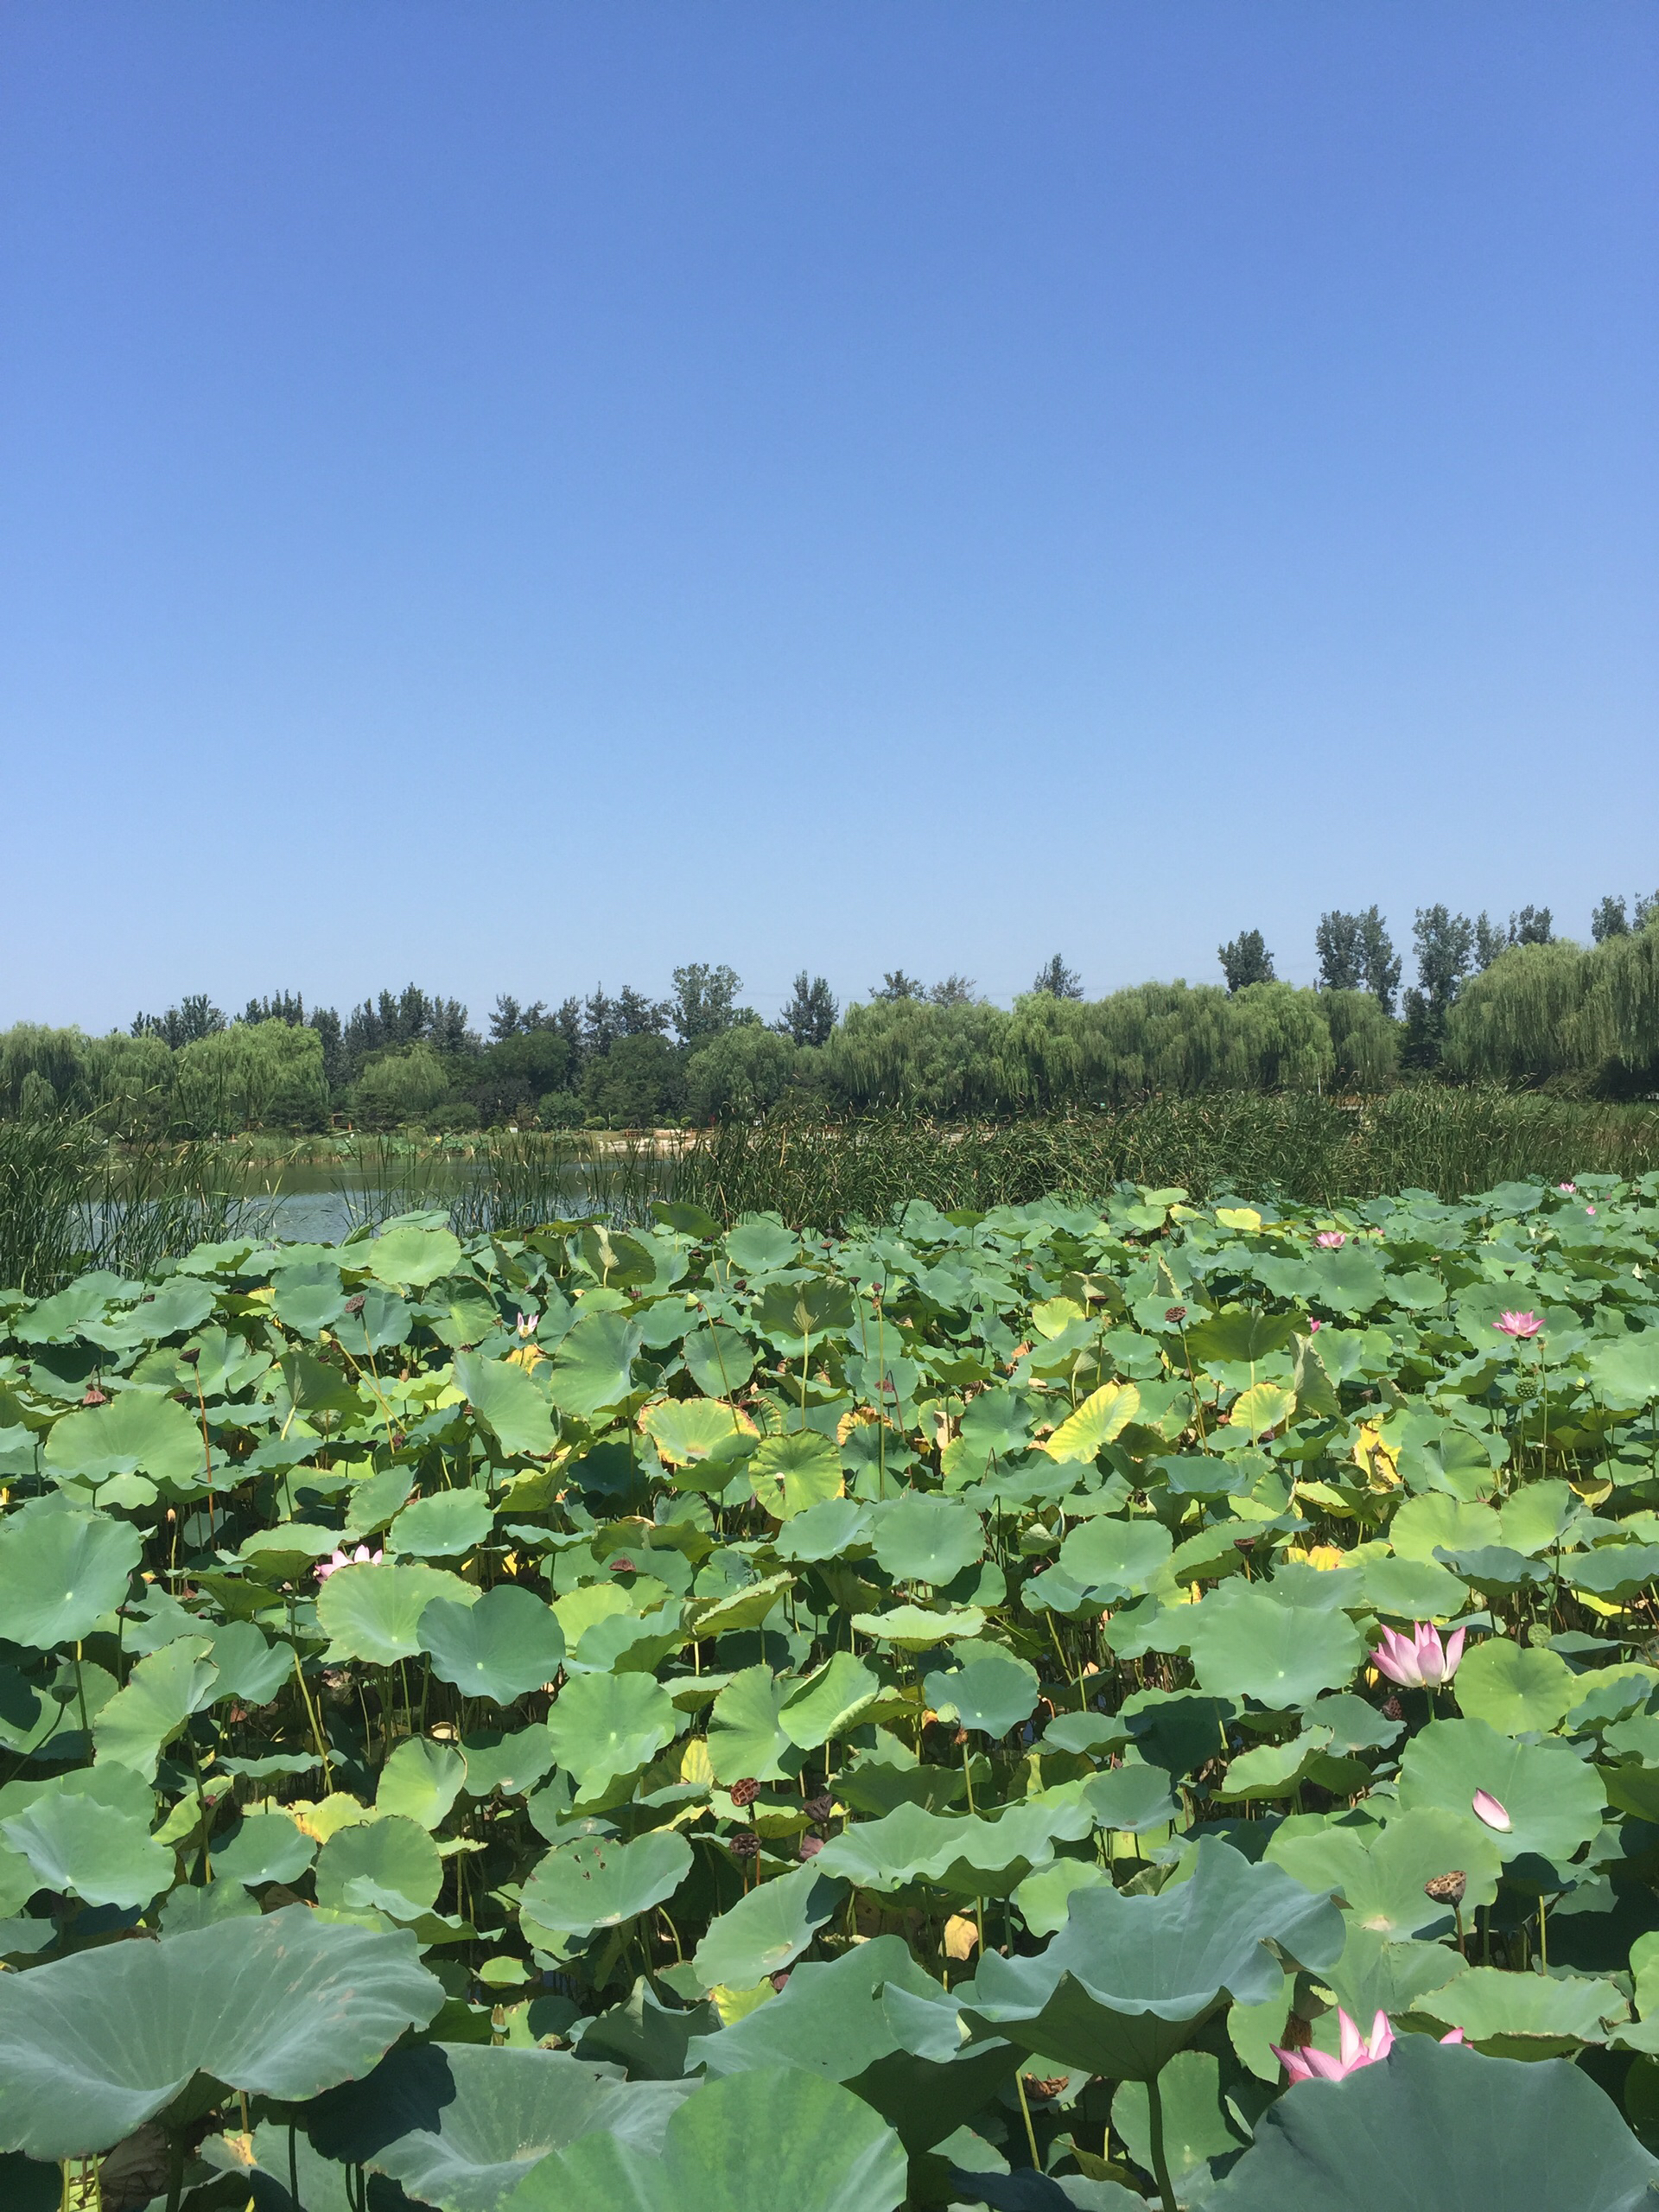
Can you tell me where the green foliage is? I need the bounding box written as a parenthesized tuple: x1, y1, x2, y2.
(2, 1173, 1659, 2202)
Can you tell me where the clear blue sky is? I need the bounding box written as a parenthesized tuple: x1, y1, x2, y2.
(3, 3, 1654, 1033)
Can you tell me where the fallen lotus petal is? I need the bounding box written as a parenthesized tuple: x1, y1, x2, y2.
(1472, 1789, 1512, 1833)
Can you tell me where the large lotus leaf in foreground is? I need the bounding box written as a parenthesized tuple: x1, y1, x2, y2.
(959, 1840, 1344, 2080)
(507, 2068, 908, 2212)
(0, 1906, 442, 2158)
(307, 2040, 690, 2212)
(0, 1502, 141, 1648)
(1206, 2037, 1659, 2212)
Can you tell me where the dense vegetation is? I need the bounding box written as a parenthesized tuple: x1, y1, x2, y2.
(4, 892, 1658, 1141)
(6, 1174, 1659, 2208)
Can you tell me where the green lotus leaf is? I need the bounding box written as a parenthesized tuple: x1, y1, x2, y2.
(521, 1828, 692, 1936)
(1112, 2050, 1250, 2202)
(543, 1672, 679, 1801)
(1041, 1383, 1141, 1463)
(681, 1324, 757, 1399)
(1350, 1552, 1468, 1621)
(1586, 1332, 1659, 1410)
(44, 1388, 206, 1491)
(1319, 1924, 1467, 2025)
(1454, 1637, 1578, 1734)
(0, 1793, 171, 1910)
(1214, 1726, 1333, 1800)
(1012, 1856, 1114, 1936)
(1498, 1480, 1585, 1557)
(318, 1561, 479, 1665)
(812, 1799, 1089, 1898)
(1182, 1309, 1300, 1368)
(922, 1648, 1039, 1739)
(454, 1352, 557, 1459)
(93, 1635, 218, 1782)
(363, 1224, 465, 1290)
(723, 1220, 800, 1274)
(0, 1503, 141, 1647)
(1415, 1965, 1628, 2058)
(1276, 1804, 1500, 1938)
(692, 1859, 849, 1988)
(344, 1463, 419, 1539)
(309, 2040, 687, 2212)
(1388, 1493, 1500, 1564)
(868, 1493, 984, 1585)
(1122, 1690, 1237, 1778)
(708, 1663, 797, 1782)
(1080, 1762, 1178, 1833)
(1396, 1719, 1605, 1865)
(1054, 1516, 1173, 1601)
(748, 1430, 844, 1521)
(1565, 1544, 1659, 1604)
(159, 1879, 262, 1936)
(959, 1840, 1344, 2080)
(1182, 1583, 1364, 1707)
(212, 1809, 317, 1887)
(376, 1736, 467, 1828)
(1206, 2037, 1659, 2211)
(779, 1651, 883, 1749)
(270, 1260, 348, 1337)
(547, 1313, 643, 1419)
(333, 1282, 413, 1357)
(507, 2067, 908, 2212)
(642, 1395, 751, 1471)
(1308, 1248, 1389, 1316)
(688, 1936, 1016, 2151)
(202, 1619, 292, 1706)
(0, 1906, 442, 2158)
(420, 1585, 565, 1707)
(461, 1724, 556, 1799)
(852, 1604, 987, 1648)
(391, 1488, 494, 1559)
(315, 1812, 443, 1918)
(754, 1277, 859, 1344)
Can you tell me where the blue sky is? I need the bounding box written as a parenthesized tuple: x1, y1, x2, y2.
(3, 3, 1654, 1033)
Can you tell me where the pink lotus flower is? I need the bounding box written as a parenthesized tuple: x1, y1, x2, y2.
(1371, 1621, 1465, 1689)
(515, 1310, 538, 1338)
(1494, 1311, 1542, 1338)
(1472, 1789, 1512, 1834)
(1308, 1317, 1322, 1332)
(1316, 1230, 1346, 1249)
(1558, 1182, 1577, 1194)
(1273, 2008, 1463, 2085)
(315, 1544, 384, 1582)
(1586, 1205, 1597, 1217)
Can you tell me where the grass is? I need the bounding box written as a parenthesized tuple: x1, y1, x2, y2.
(3, 1088, 1656, 1290)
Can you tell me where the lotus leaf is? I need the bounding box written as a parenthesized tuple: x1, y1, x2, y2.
(1041, 1383, 1141, 1463)
(202, 1618, 292, 1705)
(212, 1809, 318, 1887)
(1454, 1636, 1578, 1734)
(854, 1603, 987, 1647)
(1112, 2050, 1249, 2201)
(92, 1635, 218, 1780)
(959, 1840, 1344, 2079)
(507, 2067, 908, 2212)
(363, 1223, 465, 1289)
(0, 1906, 442, 2158)
(692, 1859, 849, 1987)
(0, 1791, 171, 1909)
(417, 1592, 570, 1707)
(0, 1503, 140, 1647)
(680, 1324, 757, 1399)
(392, 1488, 494, 1558)
(1055, 1515, 1173, 1601)
(1397, 1719, 1605, 1865)
(454, 1352, 556, 1458)
(43, 1388, 206, 1491)
(543, 1672, 679, 1799)
(780, 1650, 882, 1748)
(377, 1735, 467, 1828)
(748, 1429, 843, 1520)
(521, 1828, 692, 1936)
(270, 1260, 349, 1336)
(311, 2040, 688, 2212)
(315, 1811, 444, 1918)
(923, 1647, 1039, 1738)
(813, 1799, 1089, 1897)
(1182, 1582, 1365, 1707)
(1206, 2037, 1659, 2211)
(1415, 1965, 1629, 2057)
(547, 1312, 642, 1419)
(320, 1561, 480, 1665)
(1012, 1857, 1114, 1936)
(868, 1492, 984, 1584)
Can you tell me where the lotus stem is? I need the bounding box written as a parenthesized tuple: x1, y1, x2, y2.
(291, 1644, 334, 1789)
(1145, 2070, 1178, 2212)
(1014, 2068, 1041, 2171)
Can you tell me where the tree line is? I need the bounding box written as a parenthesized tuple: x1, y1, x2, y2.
(3, 898, 1656, 1134)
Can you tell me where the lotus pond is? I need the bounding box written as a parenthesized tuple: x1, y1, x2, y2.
(4, 1177, 1659, 2210)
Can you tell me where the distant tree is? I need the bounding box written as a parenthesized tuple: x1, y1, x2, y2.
(1314, 912, 1364, 994)
(489, 996, 559, 1041)
(616, 985, 671, 1037)
(1472, 912, 1505, 970)
(671, 963, 745, 1046)
(1355, 909, 1402, 1017)
(1402, 905, 1475, 1069)
(1592, 895, 1630, 944)
(1218, 931, 1274, 994)
(686, 1026, 798, 1120)
(927, 975, 977, 1007)
(1031, 954, 1084, 999)
(777, 971, 837, 1047)
(1637, 892, 1659, 931)
(873, 971, 926, 1001)
(1508, 904, 1554, 947)
(553, 995, 584, 1065)
(339, 986, 477, 1081)
(243, 992, 307, 1027)
(308, 1006, 345, 1090)
(582, 1033, 684, 1128)
(132, 995, 227, 1049)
